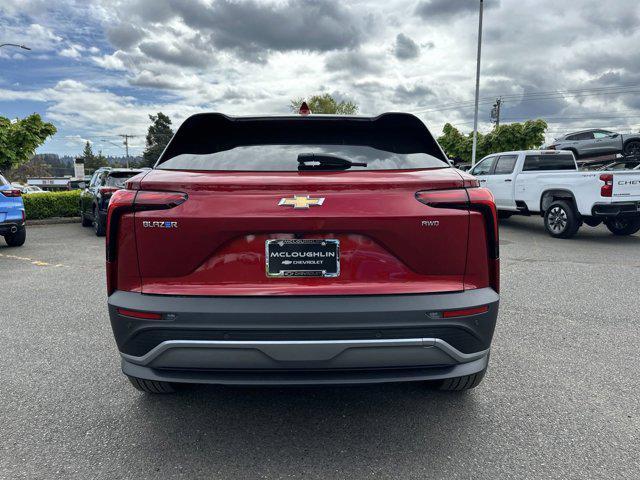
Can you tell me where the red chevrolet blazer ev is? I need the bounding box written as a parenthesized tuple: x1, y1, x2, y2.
(106, 112, 499, 393)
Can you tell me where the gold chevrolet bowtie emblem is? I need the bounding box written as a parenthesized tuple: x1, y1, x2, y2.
(278, 195, 325, 209)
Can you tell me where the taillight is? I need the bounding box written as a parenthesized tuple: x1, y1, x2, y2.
(600, 174, 613, 197)
(415, 188, 468, 207)
(416, 185, 499, 293)
(105, 189, 187, 295)
(100, 187, 119, 196)
(135, 191, 188, 211)
(1, 189, 22, 197)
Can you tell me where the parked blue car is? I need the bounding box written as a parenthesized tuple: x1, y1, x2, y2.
(0, 172, 26, 247)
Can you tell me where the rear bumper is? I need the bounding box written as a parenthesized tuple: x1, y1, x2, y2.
(0, 220, 24, 235)
(108, 288, 499, 385)
(592, 201, 640, 217)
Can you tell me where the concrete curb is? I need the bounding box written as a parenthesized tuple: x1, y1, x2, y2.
(27, 217, 81, 226)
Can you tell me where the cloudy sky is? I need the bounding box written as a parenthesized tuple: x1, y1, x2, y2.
(1, 0, 639, 156)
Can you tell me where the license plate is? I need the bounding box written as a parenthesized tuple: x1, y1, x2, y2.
(266, 239, 340, 277)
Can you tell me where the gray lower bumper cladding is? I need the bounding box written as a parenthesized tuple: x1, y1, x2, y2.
(109, 288, 498, 385)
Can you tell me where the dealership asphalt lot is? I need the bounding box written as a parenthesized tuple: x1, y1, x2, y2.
(1, 218, 639, 479)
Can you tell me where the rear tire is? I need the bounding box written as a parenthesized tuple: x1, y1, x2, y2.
(498, 211, 513, 219)
(622, 140, 640, 157)
(438, 368, 486, 391)
(127, 376, 176, 394)
(604, 218, 640, 236)
(4, 226, 26, 247)
(544, 200, 580, 238)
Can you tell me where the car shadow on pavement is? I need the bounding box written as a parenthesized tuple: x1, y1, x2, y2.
(126, 382, 481, 474)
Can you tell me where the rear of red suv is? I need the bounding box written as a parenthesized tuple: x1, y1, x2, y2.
(106, 113, 499, 393)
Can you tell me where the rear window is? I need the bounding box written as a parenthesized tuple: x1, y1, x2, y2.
(161, 145, 445, 171)
(523, 154, 576, 172)
(0, 174, 8, 185)
(106, 172, 141, 187)
(156, 113, 449, 172)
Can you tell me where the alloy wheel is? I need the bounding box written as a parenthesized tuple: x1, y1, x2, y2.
(547, 206, 567, 233)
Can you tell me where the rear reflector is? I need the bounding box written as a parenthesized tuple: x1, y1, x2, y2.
(443, 305, 489, 318)
(117, 308, 162, 320)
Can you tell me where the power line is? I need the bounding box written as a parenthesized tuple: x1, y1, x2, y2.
(410, 84, 640, 114)
(417, 83, 640, 109)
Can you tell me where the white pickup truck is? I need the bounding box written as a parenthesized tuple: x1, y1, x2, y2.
(469, 150, 640, 238)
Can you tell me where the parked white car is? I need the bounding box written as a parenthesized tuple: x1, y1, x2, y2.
(11, 184, 46, 194)
(469, 150, 640, 238)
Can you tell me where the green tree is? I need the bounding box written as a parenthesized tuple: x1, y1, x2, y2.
(437, 119, 548, 163)
(0, 114, 57, 172)
(81, 141, 108, 173)
(289, 93, 358, 115)
(143, 112, 174, 167)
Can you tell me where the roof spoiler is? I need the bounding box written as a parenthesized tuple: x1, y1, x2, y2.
(156, 112, 448, 166)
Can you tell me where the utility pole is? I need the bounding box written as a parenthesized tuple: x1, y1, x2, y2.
(118, 134, 138, 168)
(490, 97, 502, 127)
(471, 0, 484, 166)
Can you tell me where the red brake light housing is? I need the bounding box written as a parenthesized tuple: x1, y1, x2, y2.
(416, 183, 499, 293)
(600, 173, 613, 197)
(100, 186, 119, 196)
(1, 189, 22, 197)
(106, 189, 187, 295)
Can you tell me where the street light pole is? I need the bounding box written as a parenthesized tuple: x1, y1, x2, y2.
(0, 43, 31, 50)
(471, 0, 484, 166)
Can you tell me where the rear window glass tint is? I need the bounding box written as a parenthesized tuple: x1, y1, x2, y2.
(105, 172, 140, 187)
(523, 154, 575, 171)
(156, 114, 450, 172)
(160, 145, 447, 171)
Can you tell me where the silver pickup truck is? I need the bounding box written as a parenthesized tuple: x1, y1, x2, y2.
(548, 129, 640, 159)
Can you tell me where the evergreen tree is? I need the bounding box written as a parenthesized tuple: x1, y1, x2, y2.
(143, 112, 174, 167)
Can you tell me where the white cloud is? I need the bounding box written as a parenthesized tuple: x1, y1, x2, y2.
(1, 0, 640, 155)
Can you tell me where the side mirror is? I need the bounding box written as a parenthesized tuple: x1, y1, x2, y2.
(78, 182, 86, 189)
(610, 133, 619, 138)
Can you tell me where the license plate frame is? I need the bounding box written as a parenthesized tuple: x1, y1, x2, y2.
(265, 239, 340, 278)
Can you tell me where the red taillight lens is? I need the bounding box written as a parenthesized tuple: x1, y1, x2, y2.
(117, 308, 162, 320)
(415, 188, 468, 207)
(600, 174, 613, 197)
(417, 185, 499, 293)
(100, 187, 119, 196)
(105, 189, 187, 295)
(135, 191, 187, 210)
(443, 305, 489, 318)
(1, 189, 22, 197)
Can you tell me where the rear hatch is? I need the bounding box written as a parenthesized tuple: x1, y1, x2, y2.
(128, 114, 483, 296)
